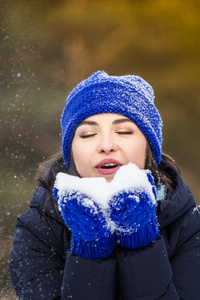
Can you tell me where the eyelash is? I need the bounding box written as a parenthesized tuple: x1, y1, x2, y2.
(117, 131, 133, 135)
(80, 131, 133, 138)
(80, 133, 97, 139)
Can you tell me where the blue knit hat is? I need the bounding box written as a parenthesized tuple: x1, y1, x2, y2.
(61, 71, 163, 168)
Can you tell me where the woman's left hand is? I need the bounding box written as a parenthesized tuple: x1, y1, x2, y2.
(108, 171, 159, 250)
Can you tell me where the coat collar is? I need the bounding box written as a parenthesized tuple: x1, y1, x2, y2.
(30, 186, 65, 225)
(157, 161, 196, 229)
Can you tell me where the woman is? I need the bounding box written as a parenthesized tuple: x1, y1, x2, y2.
(9, 71, 200, 299)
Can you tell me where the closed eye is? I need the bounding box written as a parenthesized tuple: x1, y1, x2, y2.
(80, 133, 97, 138)
(117, 131, 133, 135)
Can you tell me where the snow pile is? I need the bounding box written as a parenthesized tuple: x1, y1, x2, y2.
(54, 163, 155, 209)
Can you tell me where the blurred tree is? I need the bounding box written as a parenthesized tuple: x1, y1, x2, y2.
(1, 0, 200, 297)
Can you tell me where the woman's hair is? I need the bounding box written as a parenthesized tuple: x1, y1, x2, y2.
(36, 143, 180, 195)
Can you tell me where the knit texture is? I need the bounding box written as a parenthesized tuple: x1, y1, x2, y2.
(71, 234, 116, 260)
(109, 172, 159, 250)
(53, 163, 159, 254)
(53, 187, 116, 259)
(61, 71, 163, 169)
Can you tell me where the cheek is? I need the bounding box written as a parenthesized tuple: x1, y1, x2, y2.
(71, 140, 82, 168)
(127, 139, 146, 169)
(71, 141, 92, 173)
(137, 142, 147, 169)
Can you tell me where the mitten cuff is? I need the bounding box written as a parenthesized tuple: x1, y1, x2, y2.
(118, 214, 159, 250)
(71, 234, 116, 260)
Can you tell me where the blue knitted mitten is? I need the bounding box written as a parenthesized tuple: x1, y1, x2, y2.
(53, 180, 115, 260)
(109, 169, 159, 250)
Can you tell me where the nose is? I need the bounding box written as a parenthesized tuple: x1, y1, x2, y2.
(97, 134, 118, 154)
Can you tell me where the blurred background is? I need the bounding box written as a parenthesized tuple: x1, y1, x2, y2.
(1, 0, 200, 298)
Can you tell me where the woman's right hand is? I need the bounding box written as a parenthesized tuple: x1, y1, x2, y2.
(53, 187, 116, 260)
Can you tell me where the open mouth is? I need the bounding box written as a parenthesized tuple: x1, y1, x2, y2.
(100, 163, 118, 169)
(95, 159, 122, 175)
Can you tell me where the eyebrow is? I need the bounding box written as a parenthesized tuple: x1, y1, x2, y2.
(113, 118, 133, 125)
(78, 118, 133, 127)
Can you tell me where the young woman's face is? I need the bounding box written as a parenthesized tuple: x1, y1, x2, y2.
(71, 113, 147, 182)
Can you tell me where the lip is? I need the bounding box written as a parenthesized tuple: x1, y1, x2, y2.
(95, 158, 122, 175)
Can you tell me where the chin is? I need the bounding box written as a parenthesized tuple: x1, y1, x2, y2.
(104, 175, 115, 183)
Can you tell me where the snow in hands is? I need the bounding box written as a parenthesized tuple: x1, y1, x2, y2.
(54, 163, 157, 210)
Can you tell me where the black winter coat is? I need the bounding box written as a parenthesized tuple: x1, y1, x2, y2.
(9, 162, 200, 300)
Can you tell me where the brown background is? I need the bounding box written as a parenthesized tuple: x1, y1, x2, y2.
(1, 0, 200, 298)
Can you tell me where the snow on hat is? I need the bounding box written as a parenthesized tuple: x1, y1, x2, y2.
(61, 71, 163, 169)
